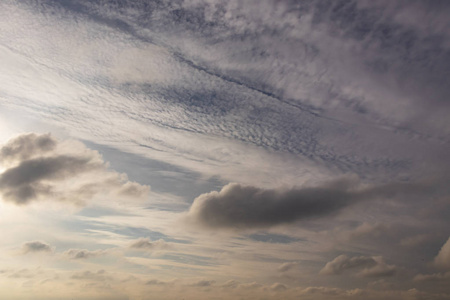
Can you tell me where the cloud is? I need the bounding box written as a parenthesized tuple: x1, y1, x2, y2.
(320, 255, 396, 277)
(186, 177, 431, 230)
(270, 282, 287, 292)
(129, 238, 172, 251)
(0, 133, 149, 205)
(434, 237, 450, 270)
(145, 279, 173, 286)
(186, 180, 362, 230)
(190, 280, 215, 287)
(64, 249, 108, 260)
(278, 262, 298, 272)
(320, 255, 376, 275)
(22, 241, 53, 254)
(414, 272, 450, 283)
(0, 133, 56, 166)
(358, 260, 397, 278)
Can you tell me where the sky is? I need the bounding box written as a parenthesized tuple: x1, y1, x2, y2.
(0, 0, 449, 299)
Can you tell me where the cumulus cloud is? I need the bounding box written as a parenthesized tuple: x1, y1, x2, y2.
(22, 241, 53, 254)
(0, 133, 149, 205)
(0, 133, 56, 166)
(434, 237, 450, 270)
(320, 255, 396, 277)
(185, 178, 427, 230)
(186, 181, 362, 230)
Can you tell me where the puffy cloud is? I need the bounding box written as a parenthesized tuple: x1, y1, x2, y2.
(0, 133, 149, 205)
(186, 179, 433, 230)
(22, 241, 53, 254)
(0, 133, 56, 166)
(320, 255, 396, 277)
(434, 237, 450, 270)
(186, 181, 359, 230)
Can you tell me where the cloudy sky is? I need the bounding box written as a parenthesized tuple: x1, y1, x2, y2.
(0, 1, 449, 299)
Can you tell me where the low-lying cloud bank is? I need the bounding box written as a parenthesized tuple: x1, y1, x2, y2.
(0, 133, 149, 205)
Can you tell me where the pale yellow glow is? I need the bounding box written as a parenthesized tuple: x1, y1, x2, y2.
(0, 117, 16, 145)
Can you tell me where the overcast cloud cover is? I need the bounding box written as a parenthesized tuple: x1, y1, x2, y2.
(0, 1, 449, 299)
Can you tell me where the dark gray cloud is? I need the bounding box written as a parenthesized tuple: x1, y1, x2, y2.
(186, 179, 432, 230)
(22, 241, 52, 254)
(0, 133, 149, 205)
(187, 181, 360, 230)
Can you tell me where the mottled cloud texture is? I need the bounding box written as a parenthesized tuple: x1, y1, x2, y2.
(0, 133, 149, 205)
(0, 1, 449, 300)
